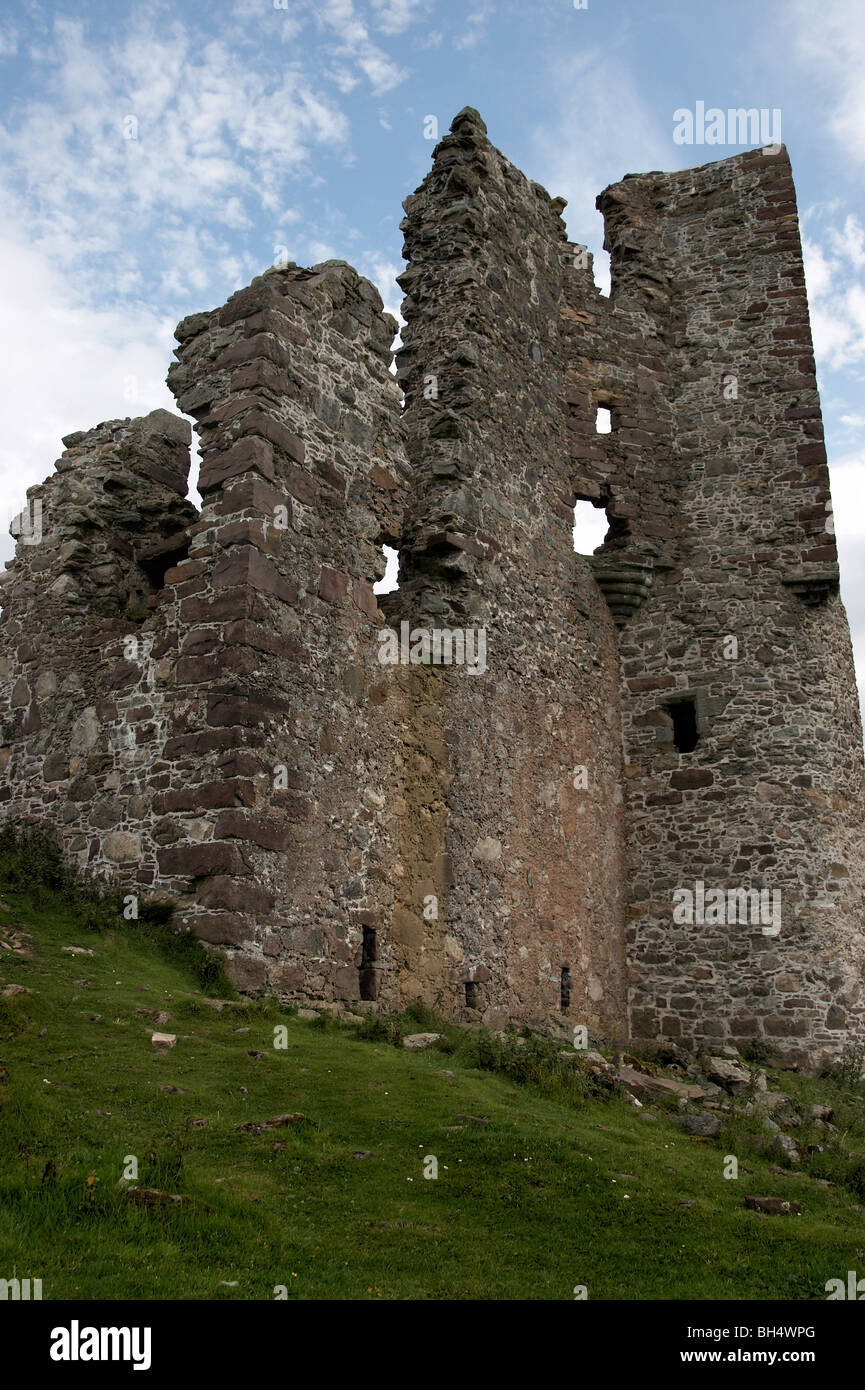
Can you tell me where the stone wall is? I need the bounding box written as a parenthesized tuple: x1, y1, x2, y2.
(146, 260, 413, 1001)
(0, 410, 195, 885)
(392, 107, 628, 1037)
(0, 111, 862, 1062)
(595, 149, 865, 1065)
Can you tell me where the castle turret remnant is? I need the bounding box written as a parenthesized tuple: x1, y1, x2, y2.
(2, 109, 862, 1067)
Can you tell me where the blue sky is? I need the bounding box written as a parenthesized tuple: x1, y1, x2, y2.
(1, 0, 863, 694)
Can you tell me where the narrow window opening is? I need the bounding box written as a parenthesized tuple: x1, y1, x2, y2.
(595, 406, 611, 434)
(573, 500, 608, 556)
(593, 243, 611, 298)
(359, 926, 378, 1001)
(560, 966, 571, 1013)
(137, 531, 191, 593)
(373, 544, 400, 595)
(464, 981, 481, 1009)
(669, 699, 699, 754)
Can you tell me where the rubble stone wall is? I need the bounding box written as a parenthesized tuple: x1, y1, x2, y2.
(0, 410, 196, 888)
(599, 149, 865, 1063)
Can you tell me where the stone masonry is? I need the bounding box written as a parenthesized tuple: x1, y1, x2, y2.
(1, 109, 862, 1066)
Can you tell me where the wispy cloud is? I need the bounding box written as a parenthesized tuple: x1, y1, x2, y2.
(357, 252, 403, 322)
(530, 44, 671, 294)
(314, 0, 409, 93)
(453, 2, 495, 50)
(371, 0, 429, 37)
(0, 13, 356, 312)
(791, 0, 865, 162)
(803, 211, 865, 370)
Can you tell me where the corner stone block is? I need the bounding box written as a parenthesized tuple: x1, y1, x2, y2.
(157, 842, 252, 878)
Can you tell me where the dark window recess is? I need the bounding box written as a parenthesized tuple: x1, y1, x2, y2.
(359, 926, 378, 1001)
(465, 981, 481, 1009)
(560, 967, 571, 1012)
(137, 531, 191, 591)
(669, 699, 699, 753)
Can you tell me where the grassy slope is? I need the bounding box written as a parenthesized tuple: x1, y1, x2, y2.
(1, 879, 864, 1301)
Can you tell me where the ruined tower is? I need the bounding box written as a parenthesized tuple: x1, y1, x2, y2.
(1, 109, 862, 1066)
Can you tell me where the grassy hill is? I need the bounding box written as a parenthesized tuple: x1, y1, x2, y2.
(1, 829, 864, 1301)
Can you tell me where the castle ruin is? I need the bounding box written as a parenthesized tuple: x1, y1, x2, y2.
(1, 108, 863, 1067)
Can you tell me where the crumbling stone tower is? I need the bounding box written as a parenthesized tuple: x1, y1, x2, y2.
(1, 109, 862, 1066)
(590, 147, 865, 1062)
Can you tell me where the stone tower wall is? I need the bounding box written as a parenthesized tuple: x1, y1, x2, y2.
(154, 261, 413, 1000)
(596, 148, 865, 1063)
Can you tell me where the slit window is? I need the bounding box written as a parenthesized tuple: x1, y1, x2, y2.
(465, 981, 481, 1009)
(359, 926, 378, 1001)
(669, 699, 699, 753)
(595, 406, 611, 434)
(560, 967, 571, 1012)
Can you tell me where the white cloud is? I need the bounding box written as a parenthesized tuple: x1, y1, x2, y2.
(371, 0, 428, 36)
(358, 253, 403, 322)
(791, 0, 865, 160)
(825, 449, 865, 712)
(530, 46, 671, 296)
(0, 230, 183, 573)
(573, 501, 608, 557)
(329, 64, 362, 94)
(230, 0, 304, 39)
(373, 544, 400, 593)
(802, 237, 834, 299)
(307, 240, 340, 262)
(313, 0, 408, 93)
(155, 224, 260, 301)
(828, 213, 865, 268)
(802, 222, 865, 369)
(0, 15, 351, 311)
(453, 2, 494, 50)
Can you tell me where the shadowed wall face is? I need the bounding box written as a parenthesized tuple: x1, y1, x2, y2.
(391, 106, 628, 1036)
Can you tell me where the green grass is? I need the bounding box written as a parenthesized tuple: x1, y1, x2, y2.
(1, 839, 865, 1299)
